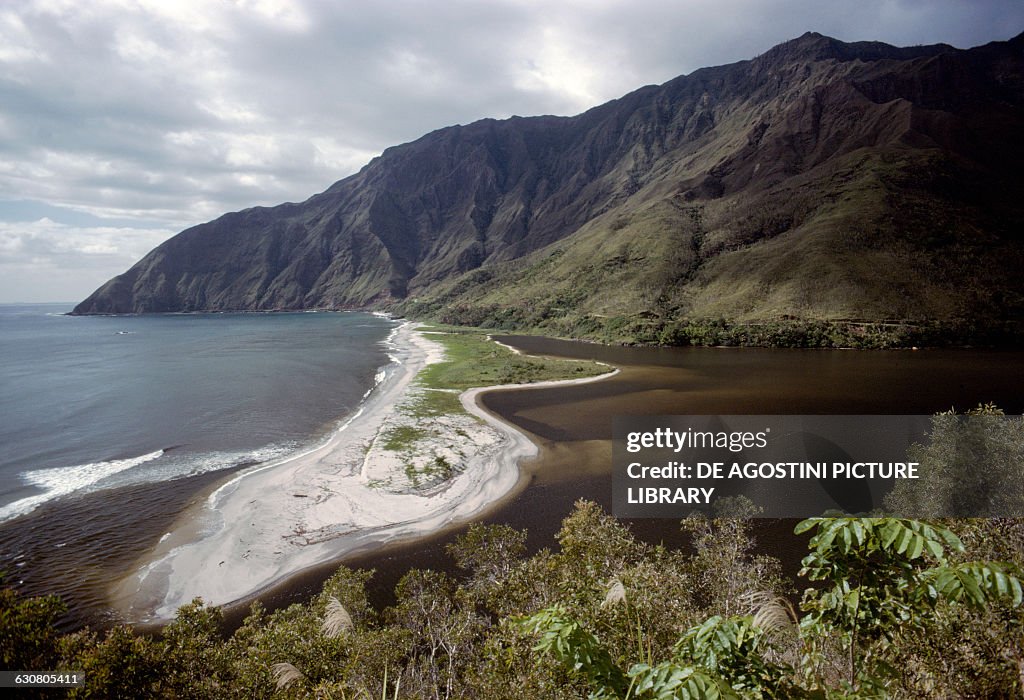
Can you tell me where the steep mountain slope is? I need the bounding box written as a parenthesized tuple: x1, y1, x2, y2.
(74, 32, 1024, 342)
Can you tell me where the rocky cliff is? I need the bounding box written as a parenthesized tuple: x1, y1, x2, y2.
(74, 32, 1024, 335)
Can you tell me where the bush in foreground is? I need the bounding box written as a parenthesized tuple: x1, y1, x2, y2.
(2, 504, 1022, 698)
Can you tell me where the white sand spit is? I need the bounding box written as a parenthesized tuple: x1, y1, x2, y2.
(112, 323, 614, 623)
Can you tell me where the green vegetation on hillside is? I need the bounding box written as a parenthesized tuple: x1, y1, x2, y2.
(394, 145, 1024, 351)
(402, 308, 1024, 349)
(77, 35, 1024, 340)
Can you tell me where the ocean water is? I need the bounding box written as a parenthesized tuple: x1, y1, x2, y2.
(0, 303, 396, 623)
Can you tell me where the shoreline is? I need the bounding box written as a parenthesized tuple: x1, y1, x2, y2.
(111, 323, 616, 623)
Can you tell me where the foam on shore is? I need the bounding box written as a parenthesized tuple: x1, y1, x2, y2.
(0, 450, 165, 523)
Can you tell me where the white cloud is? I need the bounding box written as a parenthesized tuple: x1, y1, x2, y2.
(231, 0, 311, 32)
(0, 218, 173, 265)
(0, 218, 175, 301)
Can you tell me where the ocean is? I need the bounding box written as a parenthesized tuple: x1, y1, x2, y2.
(7, 304, 1024, 630)
(0, 303, 396, 625)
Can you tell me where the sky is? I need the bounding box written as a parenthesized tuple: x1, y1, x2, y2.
(1, 1, 1021, 303)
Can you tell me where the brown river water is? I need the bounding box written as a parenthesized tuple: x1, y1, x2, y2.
(7, 337, 1024, 630)
(253, 338, 1024, 629)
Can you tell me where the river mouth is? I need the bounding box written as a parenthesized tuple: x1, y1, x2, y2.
(227, 339, 1024, 628)
(8, 335, 1024, 631)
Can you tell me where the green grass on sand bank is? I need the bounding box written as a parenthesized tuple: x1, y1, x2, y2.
(402, 325, 609, 420)
(418, 325, 609, 390)
(373, 325, 610, 485)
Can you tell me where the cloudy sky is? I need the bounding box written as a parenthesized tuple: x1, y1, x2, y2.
(1, 0, 1021, 303)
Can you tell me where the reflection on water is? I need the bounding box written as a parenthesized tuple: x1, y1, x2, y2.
(471, 340, 1024, 597)
(237, 339, 1024, 628)
(13, 335, 1024, 630)
(484, 337, 1024, 447)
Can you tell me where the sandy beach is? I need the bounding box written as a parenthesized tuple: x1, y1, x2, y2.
(112, 323, 614, 623)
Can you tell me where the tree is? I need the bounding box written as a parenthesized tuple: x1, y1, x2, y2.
(520, 517, 1023, 698)
(62, 625, 163, 699)
(680, 496, 786, 618)
(158, 599, 233, 696)
(447, 523, 528, 610)
(0, 583, 65, 671)
(884, 404, 1024, 517)
(389, 569, 486, 699)
(796, 517, 1022, 695)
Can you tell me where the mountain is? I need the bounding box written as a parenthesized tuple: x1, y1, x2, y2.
(73, 32, 1024, 344)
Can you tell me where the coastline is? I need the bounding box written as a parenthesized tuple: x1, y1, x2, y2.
(111, 323, 615, 623)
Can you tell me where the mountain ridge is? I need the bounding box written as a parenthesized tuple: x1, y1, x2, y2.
(72, 31, 1024, 344)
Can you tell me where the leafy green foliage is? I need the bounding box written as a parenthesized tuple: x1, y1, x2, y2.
(884, 405, 1024, 517)
(520, 515, 1022, 699)
(447, 523, 528, 610)
(0, 583, 65, 671)
(2, 506, 1022, 697)
(795, 517, 1024, 694)
(918, 561, 1023, 608)
(158, 599, 233, 696)
(517, 604, 628, 699)
(626, 661, 740, 700)
(62, 625, 164, 699)
(673, 616, 792, 696)
(518, 609, 800, 699)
